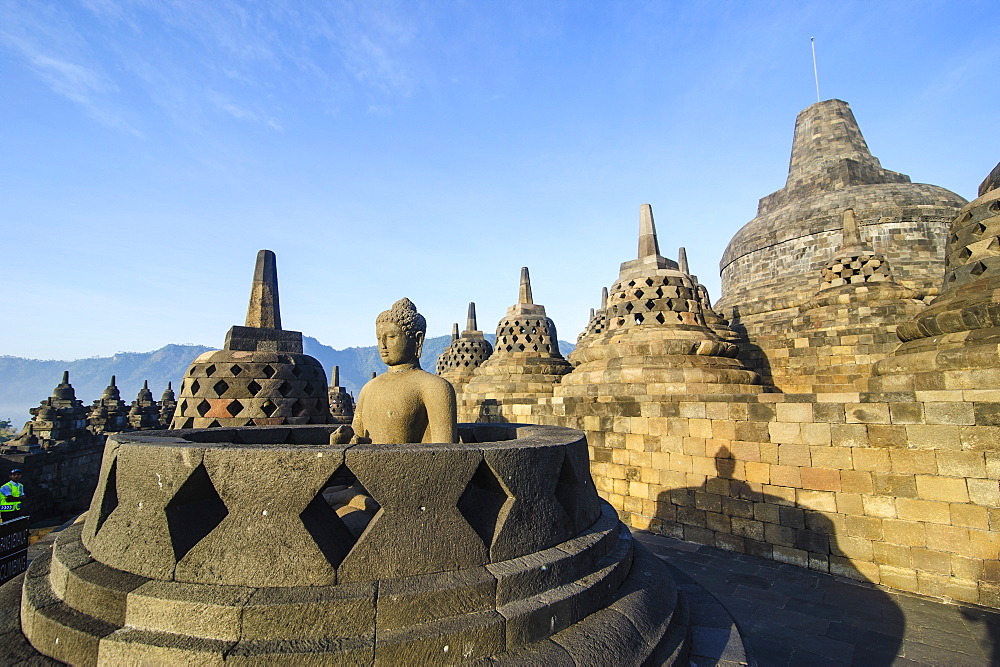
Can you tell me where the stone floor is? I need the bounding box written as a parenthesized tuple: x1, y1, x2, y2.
(635, 530, 1000, 666)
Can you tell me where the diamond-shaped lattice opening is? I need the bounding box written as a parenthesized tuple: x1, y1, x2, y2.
(970, 261, 987, 276)
(247, 380, 262, 396)
(190, 380, 201, 394)
(553, 452, 582, 526)
(634, 313, 645, 325)
(94, 457, 119, 535)
(260, 365, 275, 379)
(302, 464, 378, 567)
(974, 222, 988, 236)
(179, 400, 188, 413)
(205, 364, 217, 377)
(304, 382, 316, 395)
(207, 419, 221, 428)
(260, 400, 278, 417)
(213, 380, 229, 397)
(655, 312, 666, 324)
(958, 247, 973, 261)
(225, 400, 244, 417)
(291, 366, 303, 378)
(457, 460, 509, 549)
(230, 364, 243, 376)
(990, 201, 1000, 212)
(278, 381, 292, 397)
(164, 463, 228, 562)
(196, 400, 211, 417)
(180, 417, 194, 429)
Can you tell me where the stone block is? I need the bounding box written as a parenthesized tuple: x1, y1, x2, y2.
(795, 489, 837, 513)
(950, 503, 989, 530)
(865, 424, 907, 447)
(339, 444, 487, 581)
(905, 424, 962, 450)
(889, 402, 924, 424)
(226, 637, 375, 665)
(890, 450, 937, 475)
(241, 581, 375, 641)
(967, 478, 1000, 506)
(915, 475, 969, 503)
(840, 470, 873, 495)
(99, 628, 233, 665)
(800, 468, 841, 492)
(923, 402, 975, 425)
(853, 448, 890, 472)
(63, 560, 148, 626)
(895, 498, 951, 524)
(377, 568, 495, 632)
(125, 580, 254, 641)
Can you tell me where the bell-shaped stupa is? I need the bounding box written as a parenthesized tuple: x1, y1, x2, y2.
(715, 100, 966, 388)
(327, 365, 355, 424)
(438, 302, 495, 395)
(558, 204, 760, 397)
(459, 270, 572, 421)
(171, 250, 330, 428)
(87, 376, 130, 434)
(870, 162, 1000, 391)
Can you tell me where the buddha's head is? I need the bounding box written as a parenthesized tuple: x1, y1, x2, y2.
(375, 298, 427, 367)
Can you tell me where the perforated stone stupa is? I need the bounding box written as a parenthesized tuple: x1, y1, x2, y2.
(870, 161, 1000, 392)
(87, 376, 130, 435)
(459, 269, 573, 421)
(327, 365, 355, 424)
(170, 250, 329, 428)
(558, 204, 760, 398)
(437, 302, 495, 394)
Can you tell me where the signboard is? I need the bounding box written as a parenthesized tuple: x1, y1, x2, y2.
(0, 516, 29, 584)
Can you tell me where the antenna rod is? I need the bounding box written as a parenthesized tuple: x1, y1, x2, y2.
(811, 37, 820, 103)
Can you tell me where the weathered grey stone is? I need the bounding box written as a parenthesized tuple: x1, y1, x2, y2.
(124, 580, 254, 641)
(489, 637, 575, 666)
(482, 442, 573, 560)
(376, 566, 496, 631)
(338, 444, 487, 581)
(226, 637, 374, 665)
(174, 445, 349, 587)
(62, 559, 148, 626)
(99, 627, 232, 665)
(85, 439, 208, 579)
(49, 524, 94, 598)
(240, 581, 376, 641)
(21, 572, 117, 666)
(374, 610, 506, 666)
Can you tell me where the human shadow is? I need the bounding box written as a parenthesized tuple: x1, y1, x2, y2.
(652, 448, 904, 665)
(728, 306, 782, 393)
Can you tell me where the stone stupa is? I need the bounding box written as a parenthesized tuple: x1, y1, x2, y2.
(870, 161, 1000, 392)
(459, 269, 573, 421)
(170, 250, 330, 428)
(558, 204, 760, 398)
(437, 302, 495, 395)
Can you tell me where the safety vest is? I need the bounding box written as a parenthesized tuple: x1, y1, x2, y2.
(0, 481, 23, 515)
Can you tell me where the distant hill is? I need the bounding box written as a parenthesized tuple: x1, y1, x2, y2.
(0, 336, 574, 424)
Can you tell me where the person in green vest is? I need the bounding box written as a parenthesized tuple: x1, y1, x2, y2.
(0, 469, 25, 522)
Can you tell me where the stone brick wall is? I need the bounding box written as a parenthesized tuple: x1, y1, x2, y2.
(517, 390, 1000, 608)
(1, 441, 105, 519)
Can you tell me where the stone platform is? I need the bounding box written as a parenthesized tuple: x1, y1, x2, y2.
(2, 423, 694, 665)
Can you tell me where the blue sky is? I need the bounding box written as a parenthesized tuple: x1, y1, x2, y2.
(1, 0, 997, 360)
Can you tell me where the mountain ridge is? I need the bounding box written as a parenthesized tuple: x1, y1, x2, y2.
(0, 336, 575, 423)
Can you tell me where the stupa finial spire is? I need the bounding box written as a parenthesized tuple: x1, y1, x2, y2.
(332, 365, 340, 387)
(61, 371, 70, 384)
(245, 249, 281, 329)
(451, 323, 459, 341)
(601, 287, 608, 309)
(678, 247, 689, 274)
(638, 204, 660, 259)
(467, 302, 478, 331)
(519, 267, 534, 305)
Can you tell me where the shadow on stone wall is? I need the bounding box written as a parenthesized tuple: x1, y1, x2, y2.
(653, 448, 905, 663)
(728, 307, 782, 393)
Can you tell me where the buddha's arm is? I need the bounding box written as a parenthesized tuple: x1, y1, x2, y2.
(351, 388, 368, 441)
(424, 378, 458, 443)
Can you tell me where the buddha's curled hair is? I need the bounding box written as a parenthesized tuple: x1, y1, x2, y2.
(376, 298, 427, 339)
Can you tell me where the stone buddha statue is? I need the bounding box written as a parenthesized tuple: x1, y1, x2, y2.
(339, 298, 458, 444)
